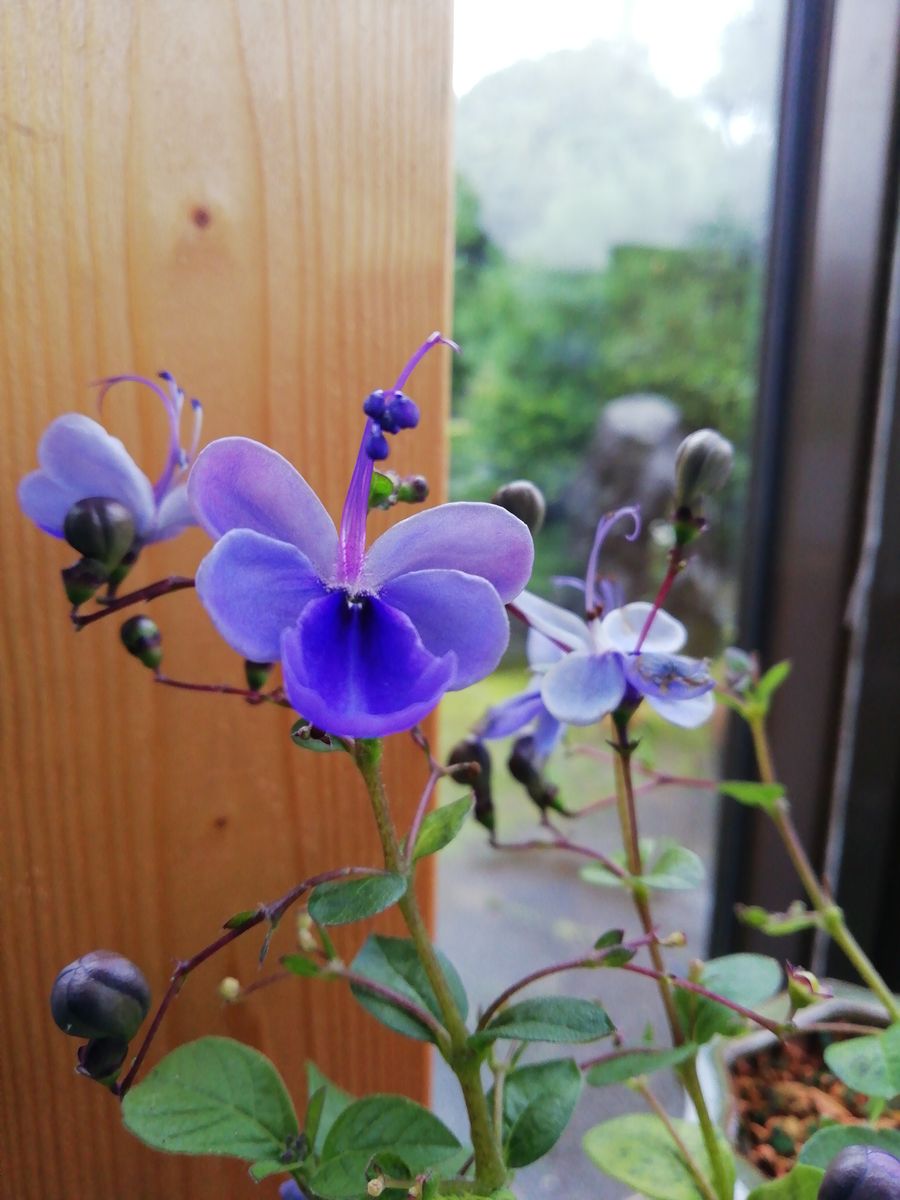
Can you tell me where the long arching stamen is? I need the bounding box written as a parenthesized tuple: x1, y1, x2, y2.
(186, 398, 204, 465)
(93, 373, 183, 502)
(584, 506, 641, 617)
(392, 331, 459, 395)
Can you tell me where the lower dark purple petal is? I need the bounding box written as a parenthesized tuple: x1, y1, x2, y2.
(379, 568, 509, 689)
(280, 591, 457, 738)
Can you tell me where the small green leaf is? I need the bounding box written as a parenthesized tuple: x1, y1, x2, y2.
(716, 690, 747, 715)
(584, 1113, 735, 1200)
(824, 1025, 900, 1101)
(281, 953, 321, 978)
(310, 1095, 462, 1198)
(368, 470, 396, 510)
(675, 954, 782, 1044)
(756, 660, 792, 703)
(473, 997, 614, 1048)
(594, 929, 626, 950)
(249, 1159, 298, 1181)
(746, 1164, 824, 1200)
(642, 843, 705, 891)
(492, 1058, 583, 1167)
(350, 935, 467, 1043)
(223, 909, 258, 930)
(308, 874, 407, 926)
(305, 1063, 353, 1156)
(410, 796, 473, 861)
(290, 720, 347, 752)
(585, 1043, 697, 1087)
(718, 780, 785, 811)
(798, 1123, 900, 1168)
(122, 1037, 298, 1160)
(736, 902, 820, 936)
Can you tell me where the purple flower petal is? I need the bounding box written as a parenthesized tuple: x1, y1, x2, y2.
(643, 690, 715, 729)
(379, 568, 510, 690)
(479, 689, 545, 739)
(153, 482, 196, 542)
(17, 471, 77, 538)
(625, 652, 713, 701)
(541, 651, 627, 725)
(526, 628, 565, 670)
(533, 707, 565, 759)
(187, 438, 338, 579)
(25, 414, 155, 536)
(195, 529, 328, 662)
(362, 502, 534, 602)
(511, 591, 592, 653)
(601, 603, 686, 655)
(280, 591, 457, 737)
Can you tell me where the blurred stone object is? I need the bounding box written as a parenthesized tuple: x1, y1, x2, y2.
(566, 394, 725, 655)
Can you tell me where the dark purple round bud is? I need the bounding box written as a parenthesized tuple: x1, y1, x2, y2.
(447, 738, 494, 832)
(76, 1036, 129, 1083)
(279, 1182, 307, 1200)
(491, 480, 546, 535)
(820, 1145, 900, 1200)
(51, 950, 151, 1041)
(61, 558, 109, 607)
(508, 736, 563, 812)
(386, 392, 419, 430)
(120, 615, 162, 669)
(245, 660, 273, 691)
(365, 427, 390, 461)
(674, 429, 734, 511)
(63, 497, 135, 570)
(363, 389, 386, 420)
(397, 475, 429, 504)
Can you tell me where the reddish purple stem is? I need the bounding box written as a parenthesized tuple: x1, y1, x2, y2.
(619, 962, 784, 1036)
(72, 576, 195, 629)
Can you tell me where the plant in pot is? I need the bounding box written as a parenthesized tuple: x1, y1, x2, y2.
(19, 339, 900, 1199)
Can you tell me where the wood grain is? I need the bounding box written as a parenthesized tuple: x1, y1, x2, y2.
(0, 3, 453, 1196)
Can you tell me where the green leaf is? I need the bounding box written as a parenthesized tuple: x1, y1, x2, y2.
(798, 1123, 900, 1168)
(310, 1095, 462, 1198)
(718, 780, 785, 811)
(584, 1113, 735, 1200)
(281, 953, 321, 978)
(746, 1165, 824, 1200)
(756, 660, 792, 703)
(823, 1025, 900, 1101)
(492, 1058, 583, 1167)
(350, 935, 468, 1043)
(249, 1159, 298, 1182)
(585, 1043, 697, 1087)
(716, 690, 747, 715)
(368, 470, 396, 510)
(674, 954, 782, 1044)
(305, 1063, 353, 1156)
(736, 902, 820, 936)
(223, 908, 258, 930)
(308, 874, 407, 927)
(581, 840, 704, 892)
(122, 1036, 298, 1160)
(410, 796, 473, 861)
(473, 997, 614, 1047)
(594, 928, 626, 950)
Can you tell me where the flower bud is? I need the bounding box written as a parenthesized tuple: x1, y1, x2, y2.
(820, 1145, 900, 1200)
(245, 660, 273, 692)
(396, 475, 429, 505)
(217, 976, 242, 1003)
(76, 1035, 129, 1083)
(724, 646, 755, 696)
(63, 497, 136, 571)
(367, 1180, 385, 1198)
(447, 738, 494, 833)
(491, 480, 546, 535)
(786, 963, 832, 1012)
(508, 736, 564, 813)
(120, 615, 162, 669)
(51, 950, 151, 1041)
(61, 558, 109, 607)
(674, 429, 734, 511)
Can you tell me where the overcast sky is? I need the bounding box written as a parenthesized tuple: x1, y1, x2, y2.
(453, 0, 753, 97)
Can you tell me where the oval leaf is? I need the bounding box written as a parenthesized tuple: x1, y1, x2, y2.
(493, 1058, 583, 1167)
(823, 1026, 900, 1101)
(411, 796, 473, 861)
(746, 1165, 824, 1200)
(719, 780, 785, 811)
(675, 953, 782, 1043)
(308, 873, 407, 926)
(474, 997, 613, 1047)
(311, 1095, 462, 1198)
(122, 1036, 298, 1160)
(584, 1113, 735, 1200)
(585, 1043, 697, 1087)
(642, 843, 705, 891)
(350, 935, 468, 1044)
(798, 1123, 900, 1168)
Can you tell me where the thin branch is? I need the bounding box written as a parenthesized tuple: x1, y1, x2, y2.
(634, 1079, 718, 1200)
(404, 767, 441, 868)
(328, 965, 450, 1047)
(72, 575, 195, 629)
(154, 673, 290, 707)
(491, 820, 628, 879)
(620, 963, 785, 1037)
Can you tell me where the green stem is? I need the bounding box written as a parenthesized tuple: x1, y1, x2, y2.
(634, 1079, 719, 1200)
(353, 740, 508, 1194)
(748, 716, 900, 1022)
(610, 715, 732, 1200)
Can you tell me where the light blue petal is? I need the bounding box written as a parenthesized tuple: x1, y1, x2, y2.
(601, 602, 686, 654)
(540, 651, 626, 725)
(152, 483, 195, 542)
(17, 471, 75, 538)
(532, 707, 565, 759)
(512, 590, 592, 653)
(526, 627, 565, 669)
(478, 689, 545, 739)
(643, 690, 715, 729)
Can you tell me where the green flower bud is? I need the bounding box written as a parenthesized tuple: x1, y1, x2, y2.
(245, 660, 273, 691)
(490, 480, 546, 535)
(76, 1035, 129, 1084)
(120, 615, 162, 669)
(51, 950, 151, 1041)
(674, 429, 734, 511)
(106, 546, 139, 591)
(820, 1145, 900, 1200)
(396, 475, 429, 505)
(786, 963, 832, 1011)
(447, 738, 494, 833)
(63, 497, 135, 571)
(61, 558, 109, 607)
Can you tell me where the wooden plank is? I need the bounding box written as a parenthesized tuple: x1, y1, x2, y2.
(0, 3, 453, 1196)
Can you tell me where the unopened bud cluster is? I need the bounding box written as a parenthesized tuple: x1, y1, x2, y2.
(61, 497, 139, 606)
(447, 738, 495, 833)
